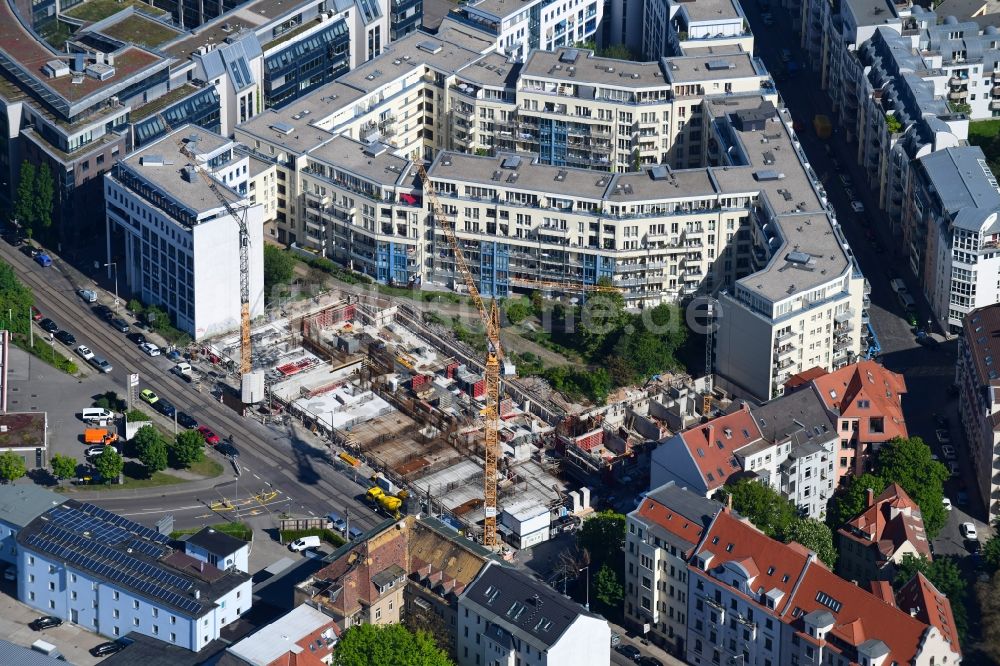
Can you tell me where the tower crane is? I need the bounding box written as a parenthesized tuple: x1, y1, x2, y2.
(415, 162, 503, 548)
(158, 116, 254, 390)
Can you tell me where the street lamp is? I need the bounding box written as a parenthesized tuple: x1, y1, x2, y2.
(579, 565, 590, 611)
(104, 262, 119, 313)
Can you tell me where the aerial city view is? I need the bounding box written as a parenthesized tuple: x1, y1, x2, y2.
(0, 0, 995, 661)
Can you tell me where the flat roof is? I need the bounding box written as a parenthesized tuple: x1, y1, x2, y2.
(337, 31, 484, 93)
(843, 0, 900, 27)
(121, 124, 243, 215)
(236, 84, 355, 153)
(462, 0, 542, 19)
(707, 96, 851, 302)
(307, 134, 413, 187)
(227, 605, 334, 665)
(163, 0, 305, 59)
(428, 152, 612, 201)
(455, 51, 520, 88)
(0, 411, 45, 449)
(664, 51, 761, 84)
(0, 485, 62, 529)
(521, 48, 668, 88)
(0, 0, 167, 114)
(678, 0, 743, 22)
(434, 22, 500, 53)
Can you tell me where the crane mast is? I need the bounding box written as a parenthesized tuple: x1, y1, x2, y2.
(416, 163, 502, 548)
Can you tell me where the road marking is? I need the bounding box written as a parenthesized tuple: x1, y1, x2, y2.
(118, 504, 204, 516)
(253, 473, 261, 480)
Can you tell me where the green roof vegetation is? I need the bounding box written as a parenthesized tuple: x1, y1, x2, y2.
(100, 14, 180, 48)
(262, 18, 319, 51)
(63, 0, 167, 22)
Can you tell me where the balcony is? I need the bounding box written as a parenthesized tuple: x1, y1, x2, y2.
(948, 89, 968, 101)
(775, 329, 796, 343)
(774, 357, 795, 370)
(775, 344, 796, 358)
(950, 75, 966, 86)
(992, 100, 1000, 111)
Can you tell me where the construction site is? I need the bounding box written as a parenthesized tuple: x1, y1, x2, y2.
(198, 290, 725, 550)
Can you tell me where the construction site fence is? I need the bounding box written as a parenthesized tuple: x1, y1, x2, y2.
(279, 517, 330, 534)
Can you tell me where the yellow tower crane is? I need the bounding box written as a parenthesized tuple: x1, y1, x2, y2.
(159, 117, 254, 385)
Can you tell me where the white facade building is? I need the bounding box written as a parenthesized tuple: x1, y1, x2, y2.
(16, 500, 252, 652)
(183, 526, 251, 574)
(105, 125, 265, 341)
(457, 561, 610, 666)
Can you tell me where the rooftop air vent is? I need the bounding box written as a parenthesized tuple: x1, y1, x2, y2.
(706, 60, 734, 71)
(140, 154, 164, 167)
(363, 141, 387, 157)
(754, 170, 785, 182)
(417, 40, 443, 54)
(554, 169, 567, 182)
(786, 251, 812, 265)
(270, 122, 294, 135)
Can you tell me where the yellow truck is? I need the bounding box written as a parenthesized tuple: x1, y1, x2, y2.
(365, 487, 406, 519)
(813, 114, 832, 140)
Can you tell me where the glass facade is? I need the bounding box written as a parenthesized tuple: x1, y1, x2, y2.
(390, 0, 422, 41)
(133, 87, 221, 147)
(264, 20, 350, 109)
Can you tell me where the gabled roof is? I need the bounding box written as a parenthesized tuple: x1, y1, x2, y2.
(0, 485, 62, 529)
(811, 361, 908, 441)
(678, 405, 763, 491)
(631, 482, 723, 552)
(226, 605, 338, 666)
(837, 484, 931, 561)
(896, 572, 962, 656)
(693, 511, 813, 615)
(787, 564, 944, 665)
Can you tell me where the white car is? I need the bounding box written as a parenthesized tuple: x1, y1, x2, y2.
(942, 497, 952, 511)
(936, 429, 951, 444)
(960, 522, 978, 540)
(77, 288, 97, 303)
(139, 342, 161, 357)
(75, 345, 94, 361)
(850, 200, 864, 213)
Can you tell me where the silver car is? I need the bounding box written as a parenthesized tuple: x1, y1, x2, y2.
(89, 355, 113, 373)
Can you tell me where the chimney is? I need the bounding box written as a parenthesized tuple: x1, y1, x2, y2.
(703, 423, 715, 444)
(866, 488, 874, 507)
(199, 561, 204, 572)
(725, 493, 733, 514)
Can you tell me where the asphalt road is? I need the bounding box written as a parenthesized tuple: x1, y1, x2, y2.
(0, 240, 382, 533)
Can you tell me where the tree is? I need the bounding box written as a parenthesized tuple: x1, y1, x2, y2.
(93, 447, 124, 485)
(717, 480, 797, 539)
(876, 437, 950, 537)
(0, 260, 35, 339)
(263, 245, 295, 297)
(14, 161, 36, 232)
(597, 43, 636, 61)
(134, 425, 168, 474)
(503, 297, 533, 325)
(34, 163, 53, 231)
(171, 429, 205, 468)
(333, 623, 451, 666)
(594, 562, 624, 607)
(143, 304, 170, 331)
(50, 453, 77, 480)
(895, 554, 967, 641)
(577, 510, 625, 570)
(977, 570, 1000, 663)
(827, 473, 886, 528)
(0, 451, 26, 484)
(530, 290, 543, 316)
(783, 518, 837, 568)
(886, 114, 903, 134)
(127, 299, 144, 316)
(984, 534, 1000, 573)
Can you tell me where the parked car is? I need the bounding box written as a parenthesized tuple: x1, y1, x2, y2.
(936, 429, 951, 444)
(941, 445, 957, 459)
(39, 318, 58, 333)
(615, 644, 642, 662)
(110, 318, 130, 333)
(29, 616, 62, 631)
(942, 497, 953, 511)
(34, 253, 52, 267)
(958, 491, 970, 505)
(77, 289, 97, 303)
(960, 522, 978, 540)
(176, 412, 198, 429)
(153, 398, 176, 418)
(139, 389, 159, 405)
(197, 426, 220, 445)
(89, 356, 113, 373)
(127, 332, 147, 345)
(86, 444, 119, 458)
(639, 658, 664, 666)
(216, 441, 240, 458)
(91, 641, 126, 657)
(327, 511, 348, 533)
(968, 539, 983, 555)
(75, 345, 94, 361)
(850, 200, 864, 213)
(54, 330, 76, 346)
(348, 526, 364, 541)
(93, 304, 112, 320)
(139, 342, 161, 357)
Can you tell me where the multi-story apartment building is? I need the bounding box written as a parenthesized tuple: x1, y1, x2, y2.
(957, 303, 1000, 522)
(708, 97, 867, 400)
(457, 561, 610, 666)
(642, 0, 754, 61)
(624, 482, 723, 655)
(805, 360, 908, 482)
(15, 500, 252, 652)
(836, 484, 932, 585)
(104, 125, 266, 339)
(439, 0, 602, 62)
(684, 509, 962, 666)
(0, 485, 61, 567)
(906, 145, 1000, 332)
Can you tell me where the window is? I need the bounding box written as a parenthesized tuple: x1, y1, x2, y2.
(48, 600, 55, 609)
(170, 633, 176, 643)
(134, 600, 140, 609)
(375, 608, 382, 620)
(113, 591, 119, 601)
(152, 625, 159, 635)
(113, 610, 119, 619)
(133, 618, 140, 626)
(113, 627, 120, 636)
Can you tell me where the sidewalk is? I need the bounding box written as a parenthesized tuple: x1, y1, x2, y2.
(609, 620, 686, 666)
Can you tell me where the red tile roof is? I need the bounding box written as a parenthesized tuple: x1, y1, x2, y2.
(788, 564, 939, 664)
(679, 405, 763, 491)
(784, 366, 828, 391)
(694, 511, 812, 614)
(896, 572, 961, 656)
(812, 361, 908, 442)
(837, 483, 932, 561)
(635, 498, 710, 553)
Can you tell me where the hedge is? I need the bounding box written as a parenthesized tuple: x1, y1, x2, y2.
(279, 528, 345, 547)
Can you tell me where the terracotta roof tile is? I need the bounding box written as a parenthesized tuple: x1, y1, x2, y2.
(678, 405, 764, 491)
(837, 484, 932, 562)
(784, 366, 828, 391)
(635, 498, 711, 552)
(812, 361, 908, 442)
(896, 572, 961, 656)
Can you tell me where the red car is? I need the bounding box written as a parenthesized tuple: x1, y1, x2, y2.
(197, 426, 220, 446)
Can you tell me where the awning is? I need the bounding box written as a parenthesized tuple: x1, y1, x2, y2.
(400, 193, 418, 205)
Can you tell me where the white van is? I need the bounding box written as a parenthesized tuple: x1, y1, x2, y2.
(81, 408, 114, 423)
(288, 535, 321, 552)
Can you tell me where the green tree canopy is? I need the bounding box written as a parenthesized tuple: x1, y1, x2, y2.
(984, 534, 1000, 573)
(717, 480, 798, 539)
(977, 570, 1000, 663)
(783, 517, 837, 568)
(333, 623, 452, 666)
(134, 425, 168, 474)
(876, 437, 950, 537)
(171, 429, 205, 468)
(0, 260, 35, 339)
(828, 472, 886, 528)
(576, 510, 626, 569)
(0, 451, 26, 484)
(14, 161, 36, 231)
(502, 297, 533, 325)
(594, 562, 624, 608)
(895, 553, 967, 641)
(93, 447, 124, 484)
(263, 245, 295, 298)
(50, 453, 77, 480)
(34, 163, 53, 231)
